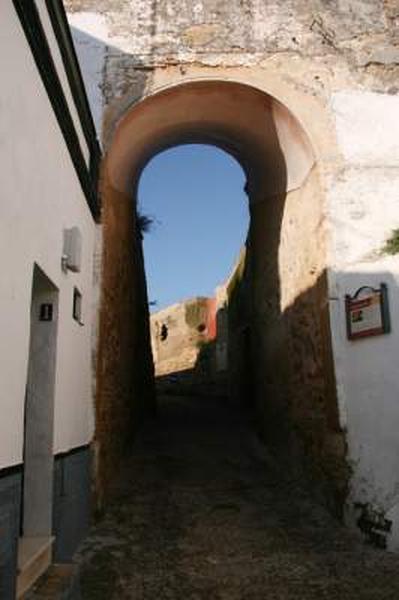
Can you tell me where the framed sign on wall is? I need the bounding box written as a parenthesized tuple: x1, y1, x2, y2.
(345, 283, 390, 341)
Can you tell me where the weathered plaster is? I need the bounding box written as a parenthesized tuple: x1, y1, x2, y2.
(332, 91, 399, 167)
(327, 90, 399, 547)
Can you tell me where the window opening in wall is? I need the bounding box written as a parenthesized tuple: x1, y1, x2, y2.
(160, 324, 168, 341)
(73, 287, 82, 323)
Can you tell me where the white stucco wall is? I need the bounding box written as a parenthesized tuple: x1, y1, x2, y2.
(328, 91, 399, 549)
(67, 12, 108, 140)
(0, 3, 96, 468)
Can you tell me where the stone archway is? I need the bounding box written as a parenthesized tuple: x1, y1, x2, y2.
(95, 78, 346, 514)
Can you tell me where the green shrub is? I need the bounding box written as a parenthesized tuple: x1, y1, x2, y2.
(382, 229, 399, 255)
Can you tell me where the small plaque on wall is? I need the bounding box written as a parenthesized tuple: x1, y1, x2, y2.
(39, 303, 53, 322)
(345, 283, 390, 341)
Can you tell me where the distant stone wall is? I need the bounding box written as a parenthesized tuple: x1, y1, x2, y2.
(151, 297, 216, 377)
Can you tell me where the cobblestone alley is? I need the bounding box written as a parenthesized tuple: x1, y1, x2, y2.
(69, 394, 399, 599)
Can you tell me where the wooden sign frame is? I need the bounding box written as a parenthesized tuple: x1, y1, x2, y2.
(345, 283, 390, 341)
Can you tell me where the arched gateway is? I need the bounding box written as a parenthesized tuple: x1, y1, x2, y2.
(96, 79, 345, 515)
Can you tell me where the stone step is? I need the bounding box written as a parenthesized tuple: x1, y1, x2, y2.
(25, 564, 80, 600)
(17, 536, 53, 598)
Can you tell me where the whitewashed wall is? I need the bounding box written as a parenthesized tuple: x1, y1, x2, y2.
(68, 12, 108, 140)
(328, 91, 399, 549)
(0, 3, 96, 468)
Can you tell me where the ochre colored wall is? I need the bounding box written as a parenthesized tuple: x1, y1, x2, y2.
(95, 172, 155, 507)
(225, 168, 348, 515)
(150, 297, 215, 377)
(250, 169, 348, 514)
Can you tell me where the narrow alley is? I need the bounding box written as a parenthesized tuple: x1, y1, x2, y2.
(45, 392, 399, 599)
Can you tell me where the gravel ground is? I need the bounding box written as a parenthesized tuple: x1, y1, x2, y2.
(75, 394, 399, 599)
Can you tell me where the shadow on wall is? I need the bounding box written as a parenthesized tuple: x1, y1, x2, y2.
(154, 262, 348, 517)
(226, 191, 347, 517)
(153, 179, 345, 519)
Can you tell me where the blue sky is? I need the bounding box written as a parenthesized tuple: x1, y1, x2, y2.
(138, 144, 249, 311)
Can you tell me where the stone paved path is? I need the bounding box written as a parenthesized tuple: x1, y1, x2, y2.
(76, 394, 399, 599)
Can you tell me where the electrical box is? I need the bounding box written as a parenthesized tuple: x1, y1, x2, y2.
(63, 227, 82, 273)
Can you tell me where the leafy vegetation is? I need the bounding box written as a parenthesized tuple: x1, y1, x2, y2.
(382, 229, 399, 255)
(137, 212, 154, 237)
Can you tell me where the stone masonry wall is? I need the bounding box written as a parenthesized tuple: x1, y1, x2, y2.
(67, 0, 398, 116)
(151, 297, 210, 376)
